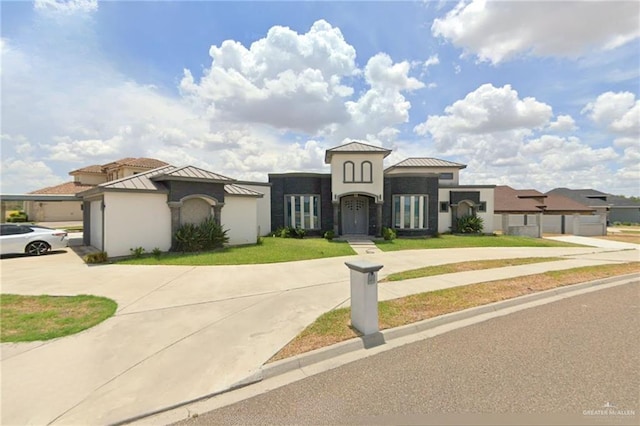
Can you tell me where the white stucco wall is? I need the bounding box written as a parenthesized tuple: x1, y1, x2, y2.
(103, 192, 172, 257)
(90, 199, 103, 251)
(438, 187, 495, 233)
(238, 183, 271, 236)
(74, 174, 106, 185)
(330, 153, 385, 201)
(221, 196, 258, 245)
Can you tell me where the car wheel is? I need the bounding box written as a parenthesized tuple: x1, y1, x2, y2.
(26, 241, 50, 256)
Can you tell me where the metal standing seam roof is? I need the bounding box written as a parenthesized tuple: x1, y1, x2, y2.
(224, 184, 263, 197)
(152, 165, 234, 182)
(97, 165, 175, 191)
(386, 157, 467, 170)
(325, 141, 392, 163)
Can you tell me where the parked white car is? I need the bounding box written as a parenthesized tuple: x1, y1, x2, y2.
(0, 224, 69, 256)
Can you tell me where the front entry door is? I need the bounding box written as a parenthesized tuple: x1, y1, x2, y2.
(341, 196, 368, 235)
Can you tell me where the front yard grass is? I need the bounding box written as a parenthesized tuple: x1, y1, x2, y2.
(269, 262, 640, 362)
(381, 257, 564, 282)
(376, 234, 584, 251)
(117, 237, 355, 266)
(0, 294, 117, 342)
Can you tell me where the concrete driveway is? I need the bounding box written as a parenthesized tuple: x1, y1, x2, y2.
(1, 238, 638, 425)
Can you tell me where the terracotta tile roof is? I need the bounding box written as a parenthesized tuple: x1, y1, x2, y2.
(113, 157, 169, 169)
(325, 141, 392, 163)
(495, 186, 594, 213)
(386, 157, 467, 170)
(29, 181, 95, 195)
(69, 164, 104, 175)
(547, 188, 611, 207)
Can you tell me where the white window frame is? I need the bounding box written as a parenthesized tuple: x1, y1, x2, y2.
(285, 194, 321, 229)
(392, 195, 429, 229)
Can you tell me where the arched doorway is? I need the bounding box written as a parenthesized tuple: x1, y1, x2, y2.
(341, 195, 369, 235)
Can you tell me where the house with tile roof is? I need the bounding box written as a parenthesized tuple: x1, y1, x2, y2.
(77, 165, 269, 257)
(25, 158, 170, 222)
(547, 188, 640, 225)
(493, 185, 603, 236)
(269, 141, 495, 236)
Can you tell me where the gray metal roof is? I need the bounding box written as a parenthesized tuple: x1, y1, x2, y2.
(224, 184, 263, 197)
(325, 141, 392, 163)
(386, 157, 467, 171)
(152, 165, 234, 182)
(98, 165, 175, 191)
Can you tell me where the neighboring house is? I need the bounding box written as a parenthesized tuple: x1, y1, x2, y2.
(269, 141, 495, 237)
(603, 195, 640, 224)
(494, 185, 603, 236)
(77, 165, 265, 257)
(25, 158, 169, 222)
(546, 188, 611, 221)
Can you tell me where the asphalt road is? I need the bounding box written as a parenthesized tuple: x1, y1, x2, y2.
(177, 282, 639, 425)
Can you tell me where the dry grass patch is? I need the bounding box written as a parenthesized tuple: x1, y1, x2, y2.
(598, 234, 640, 244)
(381, 257, 563, 282)
(1, 294, 117, 342)
(269, 262, 639, 362)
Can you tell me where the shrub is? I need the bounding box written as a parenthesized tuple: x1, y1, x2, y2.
(84, 251, 108, 264)
(382, 227, 397, 241)
(272, 227, 290, 238)
(152, 248, 162, 258)
(7, 211, 28, 223)
(289, 226, 306, 239)
(130, 247, 145, 259)
(256, 236, 264, 245)
(323, 230, 335, 241)
(173, 218, 229, 252)
(456, 214, 484, 234)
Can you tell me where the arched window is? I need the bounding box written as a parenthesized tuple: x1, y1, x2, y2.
(361, 161, 372, 183)
(343, 161, 355, 183)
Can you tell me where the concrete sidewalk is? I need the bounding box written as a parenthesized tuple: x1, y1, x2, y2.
(1, 240, 638, 425)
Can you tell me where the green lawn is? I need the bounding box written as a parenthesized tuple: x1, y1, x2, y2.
(117, 237, 356, 266)
(1, 294, 117, 342)
(376, 234, 584, 251)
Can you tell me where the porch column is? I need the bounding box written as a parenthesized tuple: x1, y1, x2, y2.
(168, 202, 182, 248)
(572, 213, 580, 235)
(376, 202, 383, 237)
(332, 201, 340, 235)
(537, 213, 543, 238)
(451, 205, 458, 232)
(213, 203, 224, 226)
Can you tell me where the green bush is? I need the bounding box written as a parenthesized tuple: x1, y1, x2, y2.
(7, 211, 28, 223)
(174, 218, 229, 252)
(382, 227, 397, 241)
(289, 226, 306, 239)
(272, 227, 290, 238)
(130, 247, 145, 259)
(323, 230, 335, 241)
(84, 251, 108, 264)
(152, 248, 162, 258)
(456, 214, 484, 234)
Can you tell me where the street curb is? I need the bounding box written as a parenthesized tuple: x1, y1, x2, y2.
(259, 272, 640, 382)
(124, 273, 639, 425)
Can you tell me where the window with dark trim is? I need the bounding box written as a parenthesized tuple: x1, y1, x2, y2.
(343, 161, 355, 183)
(439, 172, 454, 180)
(478, 201, 487, 212)
(392, 195, 429, 229)
(440, 201, 449, 213)
(284, 195, 321, 229)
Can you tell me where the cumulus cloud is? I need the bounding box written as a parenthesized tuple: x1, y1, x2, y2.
(582, 91, 640, 136)
(180, 20, 357, 133)
(432, 0, 640, 63)
(34, 0, 98, 14)
(547, 115, 577, 132)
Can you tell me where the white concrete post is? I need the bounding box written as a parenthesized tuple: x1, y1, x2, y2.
(345, 260, 384, 336)
(573, 213, 581, 236)
(537, 213, 543, 238)
(501, 214, 509, 234)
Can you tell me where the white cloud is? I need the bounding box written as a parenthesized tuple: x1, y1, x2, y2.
(34, 0, 98, 14)
(180, 20, 358, 133)
(432, 0, 640, 64)
(415, 84, 552, 142)
(547, 115, 577, 132)
(0, 159, 65, 193)
(423, 54, 440, 69)
(582, 91, 640, 136)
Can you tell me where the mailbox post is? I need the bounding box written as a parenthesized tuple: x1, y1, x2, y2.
(345, 260, 384, 336)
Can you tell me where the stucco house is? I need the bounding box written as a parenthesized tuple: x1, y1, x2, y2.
(493, 185, 602, 236)
(269, 141, 495, 237)
(25, 158, 169, 222)
(547, 188, 640, 225)
(77, 165, 267, 257)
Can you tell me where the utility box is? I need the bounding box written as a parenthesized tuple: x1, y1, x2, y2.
(345, 260, 384, 336)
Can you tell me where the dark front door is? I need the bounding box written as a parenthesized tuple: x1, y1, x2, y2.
(341, 196, 368, 235)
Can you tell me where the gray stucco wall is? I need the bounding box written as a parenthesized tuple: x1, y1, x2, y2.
(383, 175, 439, 236)
(269, 174, 332, 234)
(166, 181, 226, 204)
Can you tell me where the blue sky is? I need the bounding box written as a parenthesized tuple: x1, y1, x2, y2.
(1, 0, 639, 195)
